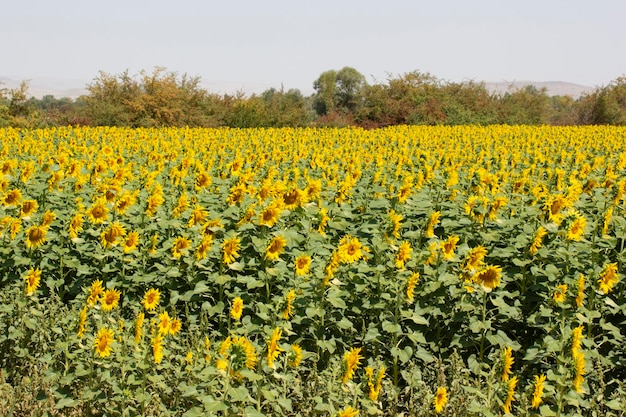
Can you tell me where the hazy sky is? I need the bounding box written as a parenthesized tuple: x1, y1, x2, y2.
(2, 0, 625, 94)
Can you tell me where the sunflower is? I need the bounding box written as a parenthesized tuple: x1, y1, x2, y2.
(41, 210, 56, 227)
(172, 192, 189, 218)
(195, 171, 212, 189)
(395, 241, 412, 269)
(148, 233, 159, 255)
(77, 305, 87, 338)
(259, 201, 282, 227)
(188, 204, 208, 227)
(575, 274, 585, 308)
(388, 209, 403, 239)
(266, 327, 284, 368)
(598, 262, 619, 294)
(231, 335, 257, 370)
(114, 191, 136, 215)
(202, 218, 223, 236)
(230, 297, 244, 321)
(123, 231, 140, 253)
(433, 387, 448, 413)
(172, 236, 191, 259)
(23, 268, 42, 296)
(529, 226, 547, 255)
(87, 199, 109, 224)
(142, 288, 160, 311)
(366, 365, 386, 401)
(571, 325, 584, 356)
(195, 234, 214, 260)
(100, 222, 126, 248)
(101, 288, 121, 311)
(317, 207, 330, 235)
(94, 327, 115, 358)
(69, 212, 84, 239)
(553, 284, 568, 304)
(342, 347, 364, 385)
(531, 374, 546, 409)
(222, 235, 241, 265)
(288, 344, 303, 368)
(566, 215, 586, 241)
(501, 347, 514, 381)
(227, 183, 246, 205)
(338, 236, 367, 264)
(134, 311, 145, 344)
(502, 375, 518, 414)
(425, 241, 439, 266)
(406, 272, 419, 304)
(336, 406, 359, 417)
(9, 217, 21, 240)
(20, 199, 38, 218)
(294, 254, 311, 276)
(282, 289, 296, 320)
(602, 207, 613, 236)
(25, 225, 47, 249)
(282, 188, 304, 210)
(473, 265, 502, 292)
(157, 311, 171, 335)
(463, 246, 487, 272)
(573, 351, 586, 393)
(425, 211, 441, 238)
(87, 279, 104, 306)
(152, 334, 164, 364)
(169, 318, 182, 336)
(440, 235, 459, 261)
(3, 188, 22, 207)
(265, 235, 287, 261)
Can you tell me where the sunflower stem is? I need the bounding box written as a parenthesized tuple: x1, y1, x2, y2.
(479, 290, 488, 362)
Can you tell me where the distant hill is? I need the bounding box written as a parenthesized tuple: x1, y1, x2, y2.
(484, 81, 595, 99)
(0, 77, 88, 99)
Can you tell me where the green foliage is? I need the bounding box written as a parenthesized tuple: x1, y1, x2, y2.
(3, 68, 626, 128)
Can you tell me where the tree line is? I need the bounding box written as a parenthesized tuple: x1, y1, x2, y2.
(2, 66, 625, 128)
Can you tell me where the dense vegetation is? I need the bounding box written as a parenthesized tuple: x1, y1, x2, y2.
(1, 125, 625, 416)
(2, 67, 626, 128)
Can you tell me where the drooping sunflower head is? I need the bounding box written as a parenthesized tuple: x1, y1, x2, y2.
(20, 199, 38, 218)
(553, 284, 568, 304)
(395, 241, 412, 269)
(265, 235, 287, 261)
(25, 225, 47, 250)
(473, 265, 502, 292)
(172, 236, 191, 259)
(23, 268, 42, 295)
(3, 188, 22, 207)
(87, 279, 104, 307)
(230, 297, 244, 321)
(294, 254, 311, 276)
(41, 210, 56, 227)
(222, 235, 241, 265)
(123, 231, 140, 253)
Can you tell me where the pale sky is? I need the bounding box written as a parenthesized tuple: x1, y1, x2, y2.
(2, 0, 625, 95)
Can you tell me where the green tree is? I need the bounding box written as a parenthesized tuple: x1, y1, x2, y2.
(583, 76, 626, 125)
(495, 85, 551, 125)
(312, 67, 366, 116)
(84, 67, 212, 127)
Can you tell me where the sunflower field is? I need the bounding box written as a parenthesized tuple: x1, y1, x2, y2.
(0, 125, 625, 416)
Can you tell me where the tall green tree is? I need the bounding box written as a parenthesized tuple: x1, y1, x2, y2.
(312, 66, 366, 116)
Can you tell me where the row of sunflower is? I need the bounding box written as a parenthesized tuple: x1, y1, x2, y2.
(1, 125, 625, 416)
